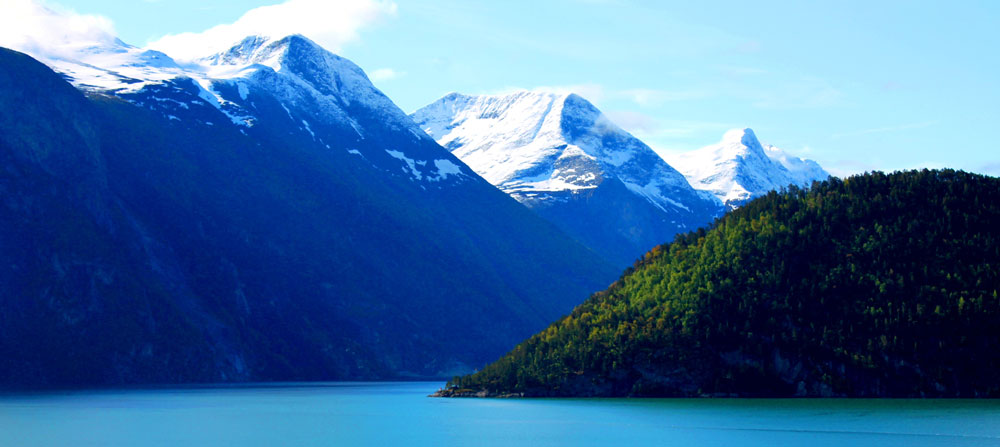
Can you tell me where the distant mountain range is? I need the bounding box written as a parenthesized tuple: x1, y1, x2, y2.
(2, 26, 829, 388)
(0, 35, 618, 387)
(413, 92, 826, 267)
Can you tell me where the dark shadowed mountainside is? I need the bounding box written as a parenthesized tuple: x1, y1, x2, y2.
(0, 46, 618, 388)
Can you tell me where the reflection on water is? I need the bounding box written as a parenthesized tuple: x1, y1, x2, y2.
(1, 382, 998, 447)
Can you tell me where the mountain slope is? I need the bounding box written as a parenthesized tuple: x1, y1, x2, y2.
(412, 91, 724, 267)
(667, 128, 829, 208)
(440, 170, 1000, 398)
(0, 40, 618, 387)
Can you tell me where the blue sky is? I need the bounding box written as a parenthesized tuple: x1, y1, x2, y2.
(25, 0, 1000, 176)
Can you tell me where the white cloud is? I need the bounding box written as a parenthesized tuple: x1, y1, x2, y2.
(147, 0, 397, 61)
(370, 68, 403, 82)
(600, 110, 738, 161)
(603, 109, 658, 133)
(0, 0, 117, 61)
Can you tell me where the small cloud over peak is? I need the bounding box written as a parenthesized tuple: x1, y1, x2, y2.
(370, 68, 404, 82)
(146, 0, 397, 61)
(604, 109, 658, 133)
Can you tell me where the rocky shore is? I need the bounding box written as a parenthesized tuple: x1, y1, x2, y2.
(429, 387, 524, 398)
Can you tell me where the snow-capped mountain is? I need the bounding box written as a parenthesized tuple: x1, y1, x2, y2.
(666, 128, 830, 208)
(763, 142, 830, 187)
(0, 36, 619, 385)
(412, 91, 724, 267)
(37, 34, 472, 187)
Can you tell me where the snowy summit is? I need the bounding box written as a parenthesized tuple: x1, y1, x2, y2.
(413, 91, 724, 267)
(413, 91, 716, 213)
(14, 30, 472, 187)
(666, 128, 829, 208)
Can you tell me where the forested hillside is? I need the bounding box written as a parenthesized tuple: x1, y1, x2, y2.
(443, 170, 1000, 397)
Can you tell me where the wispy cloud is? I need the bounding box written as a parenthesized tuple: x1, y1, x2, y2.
(603, 109, 658, 133)
(831, 121, 938, 139)
(370, 68, 404, 82)
(0, 0, 117, 60)
(147, 0, 397, 61)
(606, 114, 737, 160)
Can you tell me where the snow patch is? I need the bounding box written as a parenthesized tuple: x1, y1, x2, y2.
(386, 149, 422, 180)
(429, 159, 465, 182)
(623, 181, 690, 212)
(301, 119, 315, 140)
(602, 149, 633, 167)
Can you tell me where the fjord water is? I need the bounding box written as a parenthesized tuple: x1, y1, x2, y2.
(1, 383, 998, 447)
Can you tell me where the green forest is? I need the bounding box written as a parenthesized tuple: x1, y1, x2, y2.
(444, 169, 1000, 397)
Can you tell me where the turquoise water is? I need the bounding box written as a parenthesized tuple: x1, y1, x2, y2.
(1, 382, 999, 446)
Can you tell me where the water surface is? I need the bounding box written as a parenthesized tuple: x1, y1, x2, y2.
(1, 382, 998, 446)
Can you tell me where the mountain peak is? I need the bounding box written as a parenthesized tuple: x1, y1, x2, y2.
(197, 33, 403, 117)
(268, 34, 327, 58)
(667, 128, 829, 208)
(412, 91, 695, 192)
(722, 127, 761, 148)
(412, 91, 724, 266)
(202, 34, 328, 70)
(200, 35, 271, 66)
